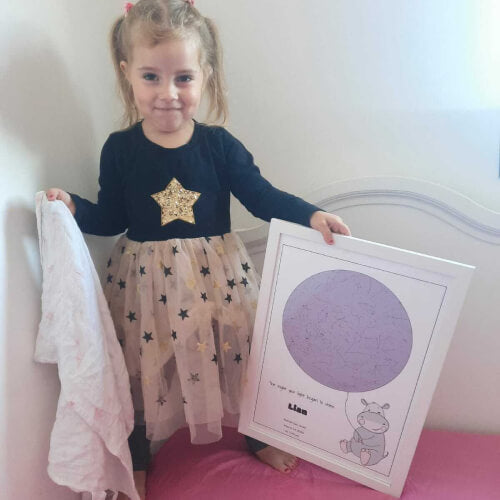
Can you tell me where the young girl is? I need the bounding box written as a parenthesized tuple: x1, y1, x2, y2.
(47, 1, 350, 498)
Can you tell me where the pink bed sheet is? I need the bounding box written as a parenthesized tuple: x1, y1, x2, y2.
(147, 427, 500, 500)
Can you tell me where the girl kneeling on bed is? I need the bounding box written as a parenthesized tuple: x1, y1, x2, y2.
(46, 0, 350, 498)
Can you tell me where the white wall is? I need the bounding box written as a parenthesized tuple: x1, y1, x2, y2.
(1, 1, 499, 499)
(0, 1, 122, 498)
(198, 0, 500, 228)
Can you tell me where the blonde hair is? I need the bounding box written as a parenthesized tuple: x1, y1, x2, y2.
(110, 0, 228, 127)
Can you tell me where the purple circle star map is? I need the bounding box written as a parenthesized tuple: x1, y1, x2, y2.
(282, 270, 412, 392)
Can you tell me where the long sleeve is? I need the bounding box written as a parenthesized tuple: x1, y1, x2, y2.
(223, 132, 322, 227)
(71, 136, 129, 236)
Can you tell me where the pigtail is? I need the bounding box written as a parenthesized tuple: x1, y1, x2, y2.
(203, 16, 228, 125)
(110, 15, 139, 127)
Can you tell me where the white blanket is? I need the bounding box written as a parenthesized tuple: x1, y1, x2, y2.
(35, 192, 139, 500)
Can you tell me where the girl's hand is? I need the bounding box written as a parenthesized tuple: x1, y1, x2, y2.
(46, 188, 76, 216)
(310, 210, 351, 245)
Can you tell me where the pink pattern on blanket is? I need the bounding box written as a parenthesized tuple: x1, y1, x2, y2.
(147, 427, 500, 500)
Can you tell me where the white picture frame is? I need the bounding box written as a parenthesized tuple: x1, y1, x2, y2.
(239, 219, 474, 497)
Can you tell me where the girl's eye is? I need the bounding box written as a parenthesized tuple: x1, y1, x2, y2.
(177, 74, 193, 83)
(142, 73, 158, 82)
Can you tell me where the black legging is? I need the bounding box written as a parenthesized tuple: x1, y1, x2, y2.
(128, 425, 152, 471)
(244, 435, 268, 453)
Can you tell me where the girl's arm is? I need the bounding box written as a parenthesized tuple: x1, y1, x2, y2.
(223, 132, 350, 244)
(47, 137, 129, 236)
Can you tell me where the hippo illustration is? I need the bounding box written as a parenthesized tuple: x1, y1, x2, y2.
(340, 399, 390, 466)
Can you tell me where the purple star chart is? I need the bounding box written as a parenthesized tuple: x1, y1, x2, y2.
(239, 220, 473, 497)
(282, 270, 412, 393)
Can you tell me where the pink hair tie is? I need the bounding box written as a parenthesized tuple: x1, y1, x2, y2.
(124, 2, 134, 16)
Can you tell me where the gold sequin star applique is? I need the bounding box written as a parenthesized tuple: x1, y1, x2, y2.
(151, 178, 201, 226)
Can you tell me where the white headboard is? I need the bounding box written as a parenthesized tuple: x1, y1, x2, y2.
(237, 176, 500, 434)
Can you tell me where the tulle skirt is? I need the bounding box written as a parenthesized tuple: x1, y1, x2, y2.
(103, 232, 260, 449)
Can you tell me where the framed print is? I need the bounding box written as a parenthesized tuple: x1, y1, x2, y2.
(239, 219, 474, 497)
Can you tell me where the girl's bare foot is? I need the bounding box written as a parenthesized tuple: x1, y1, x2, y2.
(116, 470, 146, 500)
(255, 445, 299, 473)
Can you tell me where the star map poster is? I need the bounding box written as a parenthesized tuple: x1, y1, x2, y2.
(239, 219, 474, 497)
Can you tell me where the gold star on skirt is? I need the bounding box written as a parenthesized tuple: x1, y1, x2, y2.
(151, 178, 201, 226)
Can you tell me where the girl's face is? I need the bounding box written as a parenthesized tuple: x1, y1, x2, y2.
(121, 38, 204, 141)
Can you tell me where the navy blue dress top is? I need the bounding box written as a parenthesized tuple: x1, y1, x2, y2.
(71, 121, 321, 242)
